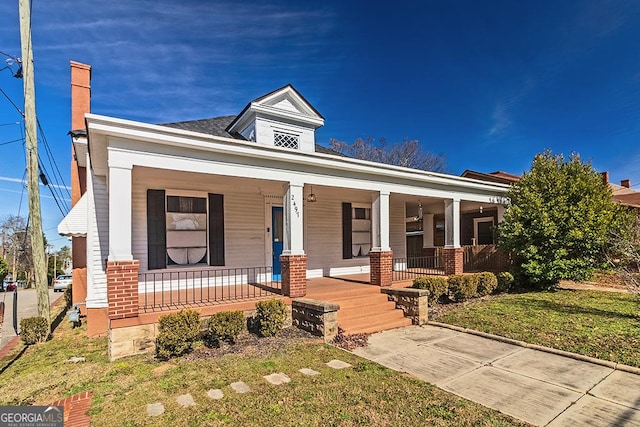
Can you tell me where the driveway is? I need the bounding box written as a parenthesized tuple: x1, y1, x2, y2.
(353, 325, 640, 426)
(0, 288, 60, 349)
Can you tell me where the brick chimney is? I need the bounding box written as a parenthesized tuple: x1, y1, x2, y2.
(621, 179, 631, 188)
(601, 171, 609, 184)
(70, 61, 91, 319)
(70, 61, 91, 206)
(71, 61, 91, 131)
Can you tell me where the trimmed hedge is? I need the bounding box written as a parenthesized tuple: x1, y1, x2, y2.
(256, 299, 287, 337)
(20, 317, 49, 344)
(207, 310, 245, 345)
(448, 274, 478, 302)
(476, 272, 498, 296)
(495, 271, 514, 293)
(412, 276, 448, 301)
(156, 308, 201, 359)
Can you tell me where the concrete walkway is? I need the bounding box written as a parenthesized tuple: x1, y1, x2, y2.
(353, 325, 640, 426)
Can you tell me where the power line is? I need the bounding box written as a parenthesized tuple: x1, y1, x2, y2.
(0, 50, 18, 61)
(37, 157, 68, 216)
(0, 87, 24, 117)
(37, 119, 71, 200)
(0, 138, 24, 147)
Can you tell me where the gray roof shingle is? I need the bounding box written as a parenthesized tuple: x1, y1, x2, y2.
(160, 115, 242, 139)
(159, 115, 342, 156)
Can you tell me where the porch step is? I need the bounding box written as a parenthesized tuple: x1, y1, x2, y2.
(338, 300, 399, 322)
(339, 308, 411, 335)
(305, 279, 413, 336)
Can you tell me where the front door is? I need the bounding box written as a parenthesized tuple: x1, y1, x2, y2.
(272, 206, 283, 279)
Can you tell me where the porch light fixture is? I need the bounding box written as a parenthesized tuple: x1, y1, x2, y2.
(417, 200, 423, 220)
(479, 206, 483, 214)
(307, 186, 317, 203)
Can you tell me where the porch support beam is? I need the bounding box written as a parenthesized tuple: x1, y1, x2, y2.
(444, 198, 461, 249)
(496, 204, 506, 223)
(423, 213, 434, 248)
(108, 165, 133, 261)
(371, 191, 391, 252)
(422, 213, 435, 257)
(282, 182, 305, 255)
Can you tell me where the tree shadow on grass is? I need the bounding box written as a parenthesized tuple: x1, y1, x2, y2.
(508, 291, 640, 321)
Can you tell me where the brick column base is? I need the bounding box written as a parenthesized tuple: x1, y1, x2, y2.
(370, 250, 393, 287)
(281, 254, 307, 297)
(107, 260, 140, 320)
(443, 248, 464, 275)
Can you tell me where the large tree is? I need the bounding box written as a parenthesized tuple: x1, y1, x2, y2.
(1, 215, 33, 285)
(329, 137, 447, 172)
(498, 151, 629, 287)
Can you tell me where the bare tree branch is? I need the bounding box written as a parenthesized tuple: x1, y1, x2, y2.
(329, 137, 447, 172)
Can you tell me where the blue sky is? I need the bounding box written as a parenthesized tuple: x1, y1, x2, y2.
(0, 1, 639, 249)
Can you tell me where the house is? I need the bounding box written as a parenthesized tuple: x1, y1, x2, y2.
(58, 62, 509, 357)
(602, 172, 640, 210)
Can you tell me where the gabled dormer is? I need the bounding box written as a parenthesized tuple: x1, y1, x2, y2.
(226, 84, 324, 153)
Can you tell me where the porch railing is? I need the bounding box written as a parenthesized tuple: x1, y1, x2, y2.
(462, 245, 508, 272)
(392, 256, 445, 281)
(139, 266, 281, 312)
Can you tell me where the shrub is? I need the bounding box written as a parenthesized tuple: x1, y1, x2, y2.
(20, 317, 49, 344)
(412, 276, 448, 301)
(476, 272, 498, 296)
(156, 308, 201, 359)
(255, 298, 287, 337)
(495, 272, 514, 293)
(64, 284, 73, 308)
(448, 274, 478, 302)
(207, 310, 245, 345)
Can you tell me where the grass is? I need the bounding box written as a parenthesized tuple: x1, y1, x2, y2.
(0, 308, 528, 426)
(436, 289, 640, 367)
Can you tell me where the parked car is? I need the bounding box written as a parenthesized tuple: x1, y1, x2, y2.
(53, 275, 73, 292)
(1, 281, 16, 292)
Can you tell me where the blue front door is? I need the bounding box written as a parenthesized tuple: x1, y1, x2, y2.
(272, 206, 283, 279)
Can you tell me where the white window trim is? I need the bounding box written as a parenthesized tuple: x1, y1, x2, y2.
(351, 204, 371, 258)
(473, 217, 494, 245)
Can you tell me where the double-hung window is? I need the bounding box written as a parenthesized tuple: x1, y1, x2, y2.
(147, 190, 225, 270)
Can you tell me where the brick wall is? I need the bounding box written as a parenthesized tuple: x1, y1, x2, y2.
(443, 248, 464, 275)
(281, 254, 307, 297)
(107, 260, 139, 319)
(370, 250, 393, 287)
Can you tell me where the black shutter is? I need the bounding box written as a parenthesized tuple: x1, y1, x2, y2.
(209, 193, 225, 266)
(342, 202, 352, 259)
(147, 189, 166, 270)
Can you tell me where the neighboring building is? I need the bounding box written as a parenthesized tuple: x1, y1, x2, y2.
(602, 172, 640, 210)
(460, 170, 521, 185)
(58, 62, 509, 350)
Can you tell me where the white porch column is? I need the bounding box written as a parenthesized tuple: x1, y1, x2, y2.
(444, 198, 461, 248)
(108, 165, 133, 261)
(496, 204, 506, 223)
(423, 213, 435, 248)
(282, 182, 305, 255)
(371, 191, 391, 252)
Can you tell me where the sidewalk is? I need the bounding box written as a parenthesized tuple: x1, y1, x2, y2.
(353, 324, 640, 426)
(0, 289, 61, 352)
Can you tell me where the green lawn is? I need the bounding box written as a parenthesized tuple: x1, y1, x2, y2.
(436, 289, 640, 367)
(0, 308, 526, 426)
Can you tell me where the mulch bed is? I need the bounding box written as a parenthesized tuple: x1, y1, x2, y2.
(183, 327, 321, 361)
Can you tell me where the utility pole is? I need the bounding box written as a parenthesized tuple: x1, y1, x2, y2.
(19, 0, 50, 327)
